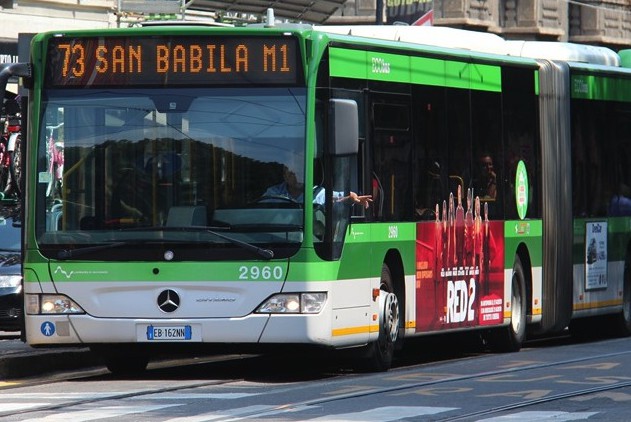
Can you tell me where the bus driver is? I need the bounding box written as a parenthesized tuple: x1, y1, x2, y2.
(263, 165, 372, 208)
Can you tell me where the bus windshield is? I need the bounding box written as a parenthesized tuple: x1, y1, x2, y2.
(36, 87, 307, 260)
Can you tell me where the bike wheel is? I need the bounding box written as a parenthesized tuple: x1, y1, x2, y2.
(0, 151, 9, 196)
(8, 134, 21, 196)
(0, 169, 8, 196)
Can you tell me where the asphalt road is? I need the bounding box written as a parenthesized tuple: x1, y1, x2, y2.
(0, 331, 98, 380)
(1, 332, 631, 421)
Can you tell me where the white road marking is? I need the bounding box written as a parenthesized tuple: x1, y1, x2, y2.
(309, 406, 458, 421)
(19, 404, 181, 421)
(477, 410, 599, 421)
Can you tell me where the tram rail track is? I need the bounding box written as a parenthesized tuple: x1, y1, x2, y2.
(439, 379, 631, 421)
(2, 339, 631, 420)
(210, 347, 631, 421)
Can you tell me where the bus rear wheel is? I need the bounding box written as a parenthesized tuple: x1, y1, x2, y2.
(488, 255, 527, 352)
(360, 263, 399, 372)
(613, 253, 631, 336)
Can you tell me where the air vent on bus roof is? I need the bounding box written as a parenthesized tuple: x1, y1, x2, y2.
(503, 40, 619, 67)
(139, 20, 234, 27)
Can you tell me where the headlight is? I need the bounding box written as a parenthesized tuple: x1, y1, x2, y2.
(26, 294, 85, 314)
(0, 275, 21, 289)
(256, 292, 326, 314)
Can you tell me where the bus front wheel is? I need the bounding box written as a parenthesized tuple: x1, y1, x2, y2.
(361, 263, 399, 372)
(92, 347, 149, 375)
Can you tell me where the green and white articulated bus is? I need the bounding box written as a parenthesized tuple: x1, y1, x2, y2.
(2, 17, 631, 374)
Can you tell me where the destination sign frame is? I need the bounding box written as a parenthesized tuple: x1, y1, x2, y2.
(45, 35, 303, 87)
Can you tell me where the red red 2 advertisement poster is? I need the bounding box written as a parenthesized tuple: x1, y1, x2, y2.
(415, 189, 505, 332)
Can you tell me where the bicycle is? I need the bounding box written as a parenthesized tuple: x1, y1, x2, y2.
(45, 122, 64, 198)
(0, 97, 22, 199)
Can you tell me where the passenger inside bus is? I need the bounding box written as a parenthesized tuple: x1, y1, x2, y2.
(608, 183, 631, 216)
(473, 153, 497, 200)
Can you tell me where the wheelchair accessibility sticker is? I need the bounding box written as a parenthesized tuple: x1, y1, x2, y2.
(41, 322, 55, 336)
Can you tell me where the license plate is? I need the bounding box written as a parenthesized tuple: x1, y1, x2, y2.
(146, 325, 192, 340)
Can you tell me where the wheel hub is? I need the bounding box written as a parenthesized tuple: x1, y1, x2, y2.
(380, 292, 399, 343)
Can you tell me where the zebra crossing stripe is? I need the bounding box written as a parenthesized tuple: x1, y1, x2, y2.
(18, 404, 181, 422)
(476, 411, 598, 421)
(0, 403, 50, 412)
(163, 404, 291, 422)
(136, 392, 260, 400)
(308, 406, 458, 421)
(0, 401, 600, 421)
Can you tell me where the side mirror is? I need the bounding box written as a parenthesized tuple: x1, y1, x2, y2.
(328, 99, 358, 156)
(0, 63, 31, 106)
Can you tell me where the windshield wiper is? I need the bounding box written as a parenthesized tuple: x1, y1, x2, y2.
(214, 232, 274, 259)
(57, 241, 129, 260)
(187, 226, 275, 260)
(119, 226, 274, 259)
(57, 239, 187, 260)
(57, 227, 275, 260)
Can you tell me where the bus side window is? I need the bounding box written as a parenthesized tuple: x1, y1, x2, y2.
(372, 99, 413, 221)
(376, 135, 413, 221)
(415, 160, 442, 220)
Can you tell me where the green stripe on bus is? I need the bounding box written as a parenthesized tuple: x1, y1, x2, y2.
(330, 47, 502, 92)
(572, 74, 631, 102)
(345, 222, 417, 243)
(330, 48, 368, 80)
(504, 220, 544, 268)
(470, 63, 501, 92)
(504, 220, 543, 238)
(410, 56, 445, 86)
(573, 218, 631, 262)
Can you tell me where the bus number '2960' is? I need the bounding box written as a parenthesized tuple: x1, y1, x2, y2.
(239, 265, 284, 281)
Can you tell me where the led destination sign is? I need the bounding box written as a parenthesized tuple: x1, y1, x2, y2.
(45, 36, 302, 87)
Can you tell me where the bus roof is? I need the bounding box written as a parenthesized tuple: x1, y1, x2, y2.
(504, 40, 619, 67)
(313, 25, 620, 67)
(31, 22, 622, 69)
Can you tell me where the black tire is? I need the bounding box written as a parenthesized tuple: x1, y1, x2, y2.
(104, 355, 149, 375)
(361, 263, 400, 371)
(8, 134, 21, 197)
(488, 255, 527, 352)
(0, 155, 8, 196)
(613, 253, 631, 336)
(93, 348, 149, 375)
(569, 316, 598, 341)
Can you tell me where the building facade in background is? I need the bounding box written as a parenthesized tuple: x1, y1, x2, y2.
(1, 0, 631, 64)
(332, 0, 631, 51)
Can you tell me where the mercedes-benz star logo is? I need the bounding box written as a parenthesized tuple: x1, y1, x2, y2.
(157, 289, 180, 313)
